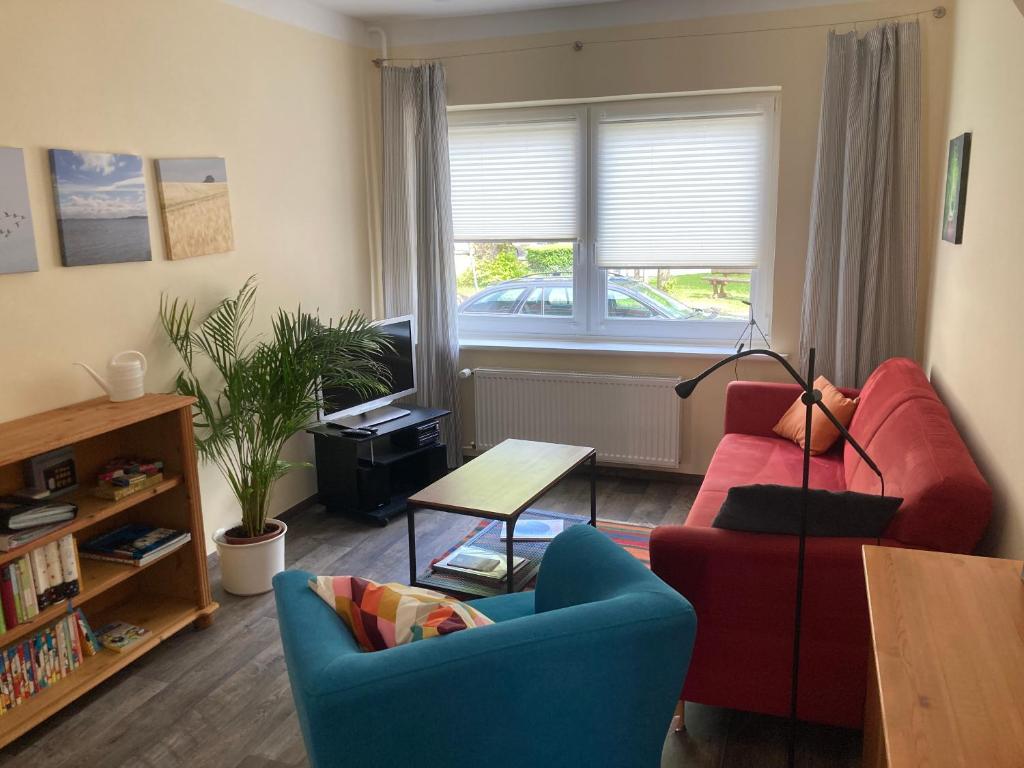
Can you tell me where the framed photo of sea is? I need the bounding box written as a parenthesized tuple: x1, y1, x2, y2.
(0, 147, 38, 275)
(941, 132, 972, 244)
(49, 149, 151, 266)
(155, 157, 234, 259)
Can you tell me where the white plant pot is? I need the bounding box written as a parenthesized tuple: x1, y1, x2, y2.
(213, 518, 287, 596)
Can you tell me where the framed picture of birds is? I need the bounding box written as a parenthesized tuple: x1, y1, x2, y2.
(0, 147, 37, 274)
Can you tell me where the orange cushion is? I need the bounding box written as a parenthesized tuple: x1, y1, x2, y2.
(773, 376, 859, 455)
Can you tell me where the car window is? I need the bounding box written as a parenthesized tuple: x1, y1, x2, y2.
(543, 287, 573, 316)
(521, 287, 544, 315)
(626, 280, 692, 319)
(607, 289, 655, 318)
(519, 286, 573, 317)
(463, 288, 525, 314)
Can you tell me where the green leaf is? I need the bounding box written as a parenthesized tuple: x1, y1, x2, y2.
(159, 278, 390, 536)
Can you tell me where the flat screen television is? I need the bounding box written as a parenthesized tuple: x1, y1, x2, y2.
(319, 315, 416, 428)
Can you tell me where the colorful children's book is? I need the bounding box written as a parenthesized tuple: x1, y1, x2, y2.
(0, 609, 97, 715)
(95, 621, 148, 653)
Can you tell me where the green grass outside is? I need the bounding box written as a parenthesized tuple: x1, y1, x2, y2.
(653, 272, 751, 319)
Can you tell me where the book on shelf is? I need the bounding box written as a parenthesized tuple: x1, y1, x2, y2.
(0, 522, 67, 553)
(93, 457, 165, 501)
(0, 608, 97, 716)
(80, 525, 190, 567)
(0, 534, 82, 630)
(499, 519, 565, 542)
(432, 545, 529, 584)
(95, 621, 147, 653)
(0, 497, 77, 532)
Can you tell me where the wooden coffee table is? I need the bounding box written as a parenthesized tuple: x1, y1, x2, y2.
(407, 439, 597, 594)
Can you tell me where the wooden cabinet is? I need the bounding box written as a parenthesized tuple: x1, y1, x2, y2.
(0, 395, 217, 747)
(862, 545, 1024, 767)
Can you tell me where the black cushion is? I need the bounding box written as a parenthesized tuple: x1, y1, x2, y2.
(712, 484, 902, 538)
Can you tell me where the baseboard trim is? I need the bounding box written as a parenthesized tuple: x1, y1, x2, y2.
(276, 493, 321, 522)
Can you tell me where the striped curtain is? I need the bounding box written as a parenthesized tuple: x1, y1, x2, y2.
(799, 22, 921, 387)
(381, 64, 462, 466)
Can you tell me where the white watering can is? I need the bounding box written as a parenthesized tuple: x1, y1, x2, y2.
(75, 351, 147, 402)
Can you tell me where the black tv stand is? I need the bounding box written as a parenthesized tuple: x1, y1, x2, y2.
(307, 407, 450, 526)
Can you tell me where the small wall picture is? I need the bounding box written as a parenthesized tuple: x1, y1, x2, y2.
(49, 149, 151, 267)
(155, 157, 234, 260)
(941, 132, 972, 244)
(0, 147, 38, 274)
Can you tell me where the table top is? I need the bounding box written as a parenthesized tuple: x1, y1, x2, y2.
(408, 439, 595, 520)
(863, 545, 1024, 767)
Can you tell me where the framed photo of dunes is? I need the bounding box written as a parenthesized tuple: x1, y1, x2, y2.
(155, 157, 235, 259)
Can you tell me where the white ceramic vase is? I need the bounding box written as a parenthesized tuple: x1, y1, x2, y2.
(213, 518, 288, 596)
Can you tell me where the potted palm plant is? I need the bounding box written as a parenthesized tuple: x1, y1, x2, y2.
(160, 276, 389, 595)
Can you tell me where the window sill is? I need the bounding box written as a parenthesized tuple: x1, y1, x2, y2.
(459, 337, 785, 359)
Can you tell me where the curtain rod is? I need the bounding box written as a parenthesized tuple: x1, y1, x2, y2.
(372, 5, 945, 67)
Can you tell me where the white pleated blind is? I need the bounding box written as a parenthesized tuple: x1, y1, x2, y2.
(449, 117, 579, 241)
(596, 112, 767, 269)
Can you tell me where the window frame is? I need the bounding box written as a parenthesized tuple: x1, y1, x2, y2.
(452, 91, 781, 347)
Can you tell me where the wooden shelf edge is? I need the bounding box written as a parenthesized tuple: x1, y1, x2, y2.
(0, 598, 217, 749)
(0, 395, 196, 467)
(0, 475, 184, 568)
(0, 541, 196, 645)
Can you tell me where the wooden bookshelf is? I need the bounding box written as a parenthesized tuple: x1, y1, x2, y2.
(0, 474, 184, 569)
(0, 395, 218, 747)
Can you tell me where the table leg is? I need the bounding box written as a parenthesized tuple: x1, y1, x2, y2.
(407, 505, 418, 587)
(506, 517, 517, 594)
(590, 452, 597, 527)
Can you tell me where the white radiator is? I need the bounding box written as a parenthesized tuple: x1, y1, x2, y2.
(472, 368, 681, 468)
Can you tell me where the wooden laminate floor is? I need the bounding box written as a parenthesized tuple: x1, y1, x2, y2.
(0, 473, 862, 768)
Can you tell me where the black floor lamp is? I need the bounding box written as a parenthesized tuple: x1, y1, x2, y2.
(675, 346, 883, 768)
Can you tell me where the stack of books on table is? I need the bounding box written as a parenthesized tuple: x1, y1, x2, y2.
(80, 525, 190, 568)
(0, 534, 81, 633)
(432, 545, 529, 586)
(0, 609, 99, 715)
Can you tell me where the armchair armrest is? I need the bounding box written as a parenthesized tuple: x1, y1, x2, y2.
(724, 380, 860, 438)
(533, 522, 677, 612)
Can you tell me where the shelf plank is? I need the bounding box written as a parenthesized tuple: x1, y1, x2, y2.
(0, 394, 195, 467)
(0, 594, 218, 748)
(0, 542, 190, 645)
(0, 475, 184, 568)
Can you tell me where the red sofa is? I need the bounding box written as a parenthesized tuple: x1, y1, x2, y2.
(650, 357, 991, 728)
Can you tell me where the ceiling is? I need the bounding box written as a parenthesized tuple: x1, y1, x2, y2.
(312, 0, 620, 21)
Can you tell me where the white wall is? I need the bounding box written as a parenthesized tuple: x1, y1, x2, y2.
(0, 0, 374, 551)
(373, 0, 952, 475)
(922, 0, 1024, 558)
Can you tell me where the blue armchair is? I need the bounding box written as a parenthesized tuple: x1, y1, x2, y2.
(273, 524, 697, 768)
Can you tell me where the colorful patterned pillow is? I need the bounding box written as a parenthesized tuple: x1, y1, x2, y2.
(308, 576, 493, 652)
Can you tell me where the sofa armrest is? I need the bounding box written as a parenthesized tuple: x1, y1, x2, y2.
(724, 380, 861, 437)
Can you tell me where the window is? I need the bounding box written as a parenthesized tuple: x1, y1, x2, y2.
(449, 92, 779, 345)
